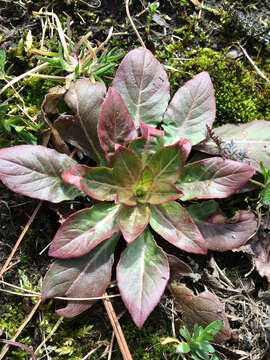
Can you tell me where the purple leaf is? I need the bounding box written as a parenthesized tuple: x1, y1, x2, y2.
(177, 157, 254, 201)
(113, 146, 142, 187)
(62, 165, 118, 201)
(49, 203, 120, 258)
(167, 254, 193, 282)
(0, 145, 81, 203)
(55, 115, 94, 157)
(118, 204, 151, 243)
(148, 140, 192, 183)
(63, 79, 106, 162)
(195, 120, 270, 173)
(169, 283, 231, 344)
(117, 228, 169, 328)
(147, 181, 183, 204)
(187, 200, 257, 251)
(150, 202, 207, 254)
(97, 88, 137, 162)
(42, 234, 119, 317)
(163, 72, 216, 146)
(139, 121, 164, 140)
(112, 47, 170, 127)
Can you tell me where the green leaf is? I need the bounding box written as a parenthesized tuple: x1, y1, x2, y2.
(150, 202, 207, 254)
(133, 166, 154, 203)
(147, 181, 183, 204)
(116, 187, 136, 206)
(262, 184, 270, 205)
(176, 342, 190, 354)
(202, 320, 223, 339)
(117, 228, 169, 328)
(260, 161, 269, 184)
(49, 203, 120, 258)
(198, 342, 215, 353)
(180, 327, 192, 341)
(194, 348, 211, 360)
(192, 323, 201, 338)
(148, 140, 191, 183)
(118, 204, 151, 243)
(62, 165, 119, 200)
(113, 146, 142, 186)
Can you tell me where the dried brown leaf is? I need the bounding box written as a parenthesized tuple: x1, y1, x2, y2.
(169, 282, 231, 344)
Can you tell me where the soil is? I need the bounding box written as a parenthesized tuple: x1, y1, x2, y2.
(0, 0, 270, 359)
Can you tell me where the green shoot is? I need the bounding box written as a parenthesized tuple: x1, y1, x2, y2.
(162, 321, 223, 360)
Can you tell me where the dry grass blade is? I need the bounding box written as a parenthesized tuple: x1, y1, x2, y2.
(0, 201, 43, 279)
(34, 317, 64, 355)
(0, 63, 48, 96)
(125, 0, 145, 48)
(103, 292, 133, 360)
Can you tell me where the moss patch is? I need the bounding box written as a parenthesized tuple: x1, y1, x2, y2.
(156, 46, 270, 125)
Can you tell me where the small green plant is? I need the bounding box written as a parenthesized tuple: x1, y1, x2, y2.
(38, 45, 124, 82)
(250, 161, 270, 206)
(33, 10, 124, 82)
(162, 320, 223, 360)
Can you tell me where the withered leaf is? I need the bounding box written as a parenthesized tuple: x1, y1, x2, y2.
(169, 282, 231, 344)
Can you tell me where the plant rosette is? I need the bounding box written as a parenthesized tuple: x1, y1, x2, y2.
(0, 47, 257, 328)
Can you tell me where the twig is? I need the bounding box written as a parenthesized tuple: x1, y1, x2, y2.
(0, 201, 43, 279)
(103, 292, 133, 360)
(81, 344, 105, 360)
(0, 339, 36, 360)
(0, 279, 40, 294)
(125, 0, 146, 47)
(107, 332, 115, 360)
(33, 10, 69, 58)
(95, 26, 114, 54)
(0, 283, 121, 301)
(0, 299, 41, 359)
(238, 42, 270, 83)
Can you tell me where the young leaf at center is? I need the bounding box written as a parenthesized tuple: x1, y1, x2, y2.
(148, 140, 191, 183)
(118, 204, 151, 243)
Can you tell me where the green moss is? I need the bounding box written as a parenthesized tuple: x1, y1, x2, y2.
(23, 77, 61, 109)
(156, 47, 270, 125)
(0, 303, 27, 338)
(113, 313, 176, 360)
